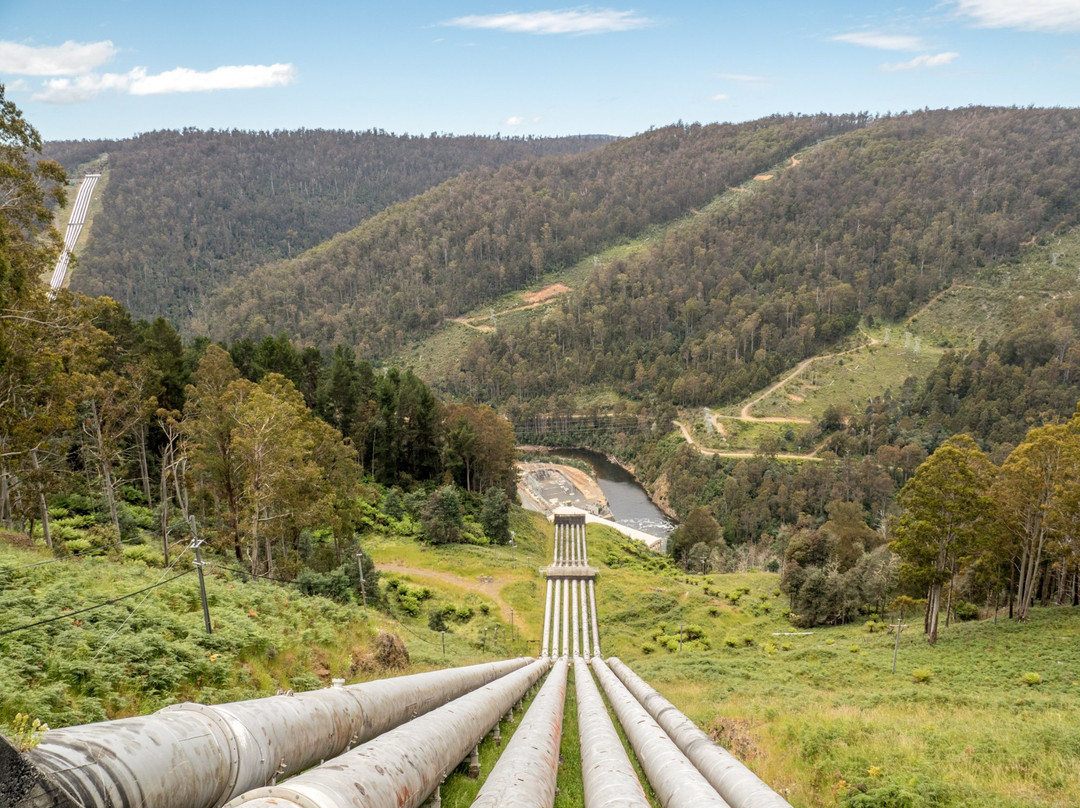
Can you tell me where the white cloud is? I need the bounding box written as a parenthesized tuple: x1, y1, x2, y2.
(881, 52, 960, 71)
(444, 8, 654, 35)
(954, 0, 1080, 33)
(129, 63, 296, 95)
(832, 31, 927, 50)
(504, 115, 526, 125)
(0, 40, 116, 75)
(710, 93, 730, 101)
(31, 63, 296, 104)
(32, 70, 137, 104)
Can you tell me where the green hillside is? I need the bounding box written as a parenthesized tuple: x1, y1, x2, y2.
(45, 130, 606, 323)
(5, 516, 1077, 808)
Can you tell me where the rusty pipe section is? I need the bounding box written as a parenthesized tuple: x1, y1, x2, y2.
(471, 657, 567, 807)
(223, 657, 550, 808)
(13, 658, 531, 808)
(590, 659, 730, 808)
(574, 657, 649, 808)
(606, 658, 793, 808)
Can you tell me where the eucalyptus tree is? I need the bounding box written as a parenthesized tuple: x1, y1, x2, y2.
(893, 434, 995, 643)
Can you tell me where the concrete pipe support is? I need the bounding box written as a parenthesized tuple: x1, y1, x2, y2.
(471, 657, 567, 807)
(223, 658, 550, 808)
(590, 659, 730, 808)
(573, 658, 649, 808)
(606, 658, 793, 808)
(3, 658, 531, 808)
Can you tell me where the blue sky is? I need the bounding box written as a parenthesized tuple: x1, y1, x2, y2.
(2, 1, 1079, 141)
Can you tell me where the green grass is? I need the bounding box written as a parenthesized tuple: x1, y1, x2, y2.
(743, 334, 944, 423)
(5, 512, 1079, 807)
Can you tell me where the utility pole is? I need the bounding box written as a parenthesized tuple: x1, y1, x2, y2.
(189, 516, 212, 634)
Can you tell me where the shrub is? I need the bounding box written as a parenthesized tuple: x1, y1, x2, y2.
(953, 601, 980, 621)
(1020, 672, 1042, 686)
(641, 643, 656, 654)
(724, 636, 739, 648)
(911, 668, 933, 683)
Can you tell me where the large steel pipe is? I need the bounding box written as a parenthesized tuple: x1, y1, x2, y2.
(571, 579, 581, 657)
(223, 658, 550, 808)
(588, 580, 601, 657)
(590, 659, 730, 808)
(560, 579, 570, 657)
(540, 578, 554, 657)
(574, 658, 649, 808)
(4, 658, 531, 808)
(579, 578, 591, 660)
(551, 575, 562, 658)
(607, 658, 792, 808)
(472, 657, 567, 807)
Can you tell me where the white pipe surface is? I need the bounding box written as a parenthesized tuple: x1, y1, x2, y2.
(571, 579, 581, 657)
(560, 579, 570, 657)
(224, 658, 549, 808)
(589, 580, 601, 657)
(472, 658, 567, 808)
(540, 578, 553, 657)
(12, 659, 530, 808)
(574, 658, 650, 808)
(591, 659, 730, 808)
(607, 658, 793, 808)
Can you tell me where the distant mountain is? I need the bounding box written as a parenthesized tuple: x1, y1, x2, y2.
(45, 129, 606, 323)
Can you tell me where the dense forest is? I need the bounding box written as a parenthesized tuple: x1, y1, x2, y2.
(46, 129, 607, 323)
(449, 108, 1080, 408)
(202, 114, 866, 352)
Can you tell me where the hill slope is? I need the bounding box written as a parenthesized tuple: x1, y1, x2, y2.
(45, 130, 607, 324)
(199, 114, 865, 354)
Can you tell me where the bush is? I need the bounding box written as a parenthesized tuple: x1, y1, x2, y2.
(953, 601, 980, 621)
(1020, 672, 1042, 686)
(911, 668, 933, 683)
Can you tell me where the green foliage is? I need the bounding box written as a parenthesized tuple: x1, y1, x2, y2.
(1020, 671, 1042, 686)
(7, 713, 50, 751)
(910, 667, 933, 683)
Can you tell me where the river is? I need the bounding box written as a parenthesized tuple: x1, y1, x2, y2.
(539, 448, 676, 539)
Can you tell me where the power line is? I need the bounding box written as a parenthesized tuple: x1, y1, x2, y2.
(0, 570, 194, 638)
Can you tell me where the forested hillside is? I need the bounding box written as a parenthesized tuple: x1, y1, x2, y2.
(202, 114, 865, 352)
(45, 129, 607, 323)
(450, 107, 1080, 408)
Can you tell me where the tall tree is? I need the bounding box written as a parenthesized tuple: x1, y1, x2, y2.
(992, 422, 1080, 621)
(894, 434, 995, 643)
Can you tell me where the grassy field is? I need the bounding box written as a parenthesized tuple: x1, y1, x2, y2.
(366, 515, 1080, 807)
(5, 508, 1078, 807)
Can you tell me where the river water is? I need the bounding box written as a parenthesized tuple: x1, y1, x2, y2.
(541, 448, 676, 539)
